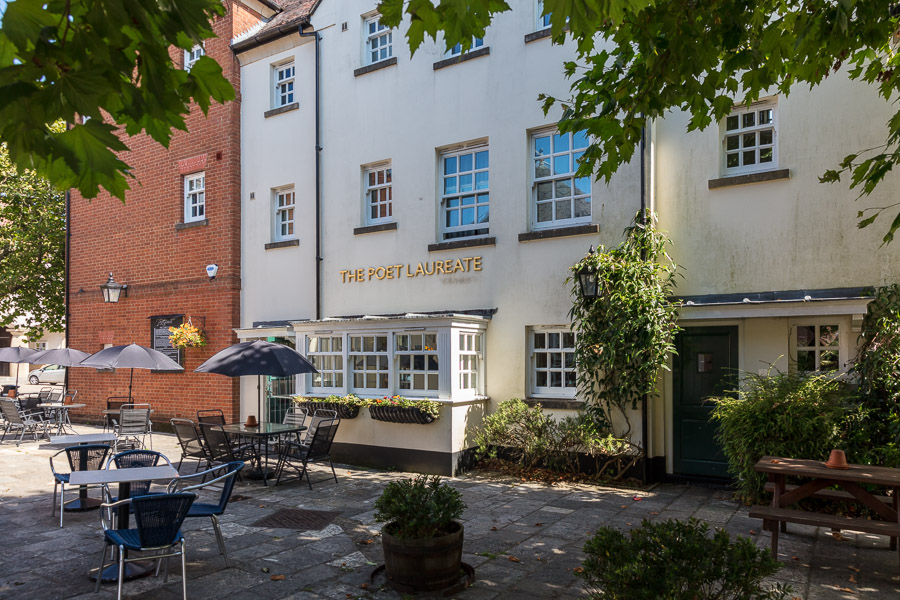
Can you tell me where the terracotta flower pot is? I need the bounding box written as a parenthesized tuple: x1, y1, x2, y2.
(825, 449, 849, 469)
(244, 415, 258, 428)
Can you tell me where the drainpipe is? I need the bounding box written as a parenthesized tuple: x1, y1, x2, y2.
(298, 25, 322, 320)
(639, 122, 650, 484)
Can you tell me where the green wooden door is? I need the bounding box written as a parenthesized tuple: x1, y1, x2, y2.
(673, 326, 738, 478)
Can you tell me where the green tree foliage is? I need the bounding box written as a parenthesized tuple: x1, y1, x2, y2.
(580, 518, 790, 600)
(0, 0, 235, 200)
(711, 370, 851, 504)
(379, 0, 900, 242)
(568, 211, 680, 443)
(0, 127, 65, 340)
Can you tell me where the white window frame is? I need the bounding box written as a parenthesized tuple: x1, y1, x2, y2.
(349, 334, 391, 393)
(364, 14, 393, 65)
(532, 128, 591, 229)
(396, 332, 440, 393)
(789, 319, 848, 374)
(440, 144, 490, 240)
(458, 332, 482, 392)
(184, 44, 204, 71)
(31, 341, 47, 352)
(536, 0, 551, 30)
(273, 61, 296, 109)
(722, 98, 777, 176)
(447, 36, 485, 57)
(273, 187, 296, 241)
(530, 327, 577, 398)
(364, 163, 393, 225)
(307, 335, 344, 392)
(183, 172, 205, 223)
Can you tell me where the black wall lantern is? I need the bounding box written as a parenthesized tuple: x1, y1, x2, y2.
(575, 246, 600, 301)
(100, 272, 128, 303)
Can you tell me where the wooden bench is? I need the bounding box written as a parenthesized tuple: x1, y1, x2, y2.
(749, 505, 900, 539)
(763, 482, 892, 505)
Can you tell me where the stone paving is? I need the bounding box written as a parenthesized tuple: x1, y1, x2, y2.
(1, 426, 899, 599)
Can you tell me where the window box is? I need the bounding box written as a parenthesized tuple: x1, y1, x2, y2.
(369, 404, 437, 424)
(302, 400, 361, 419)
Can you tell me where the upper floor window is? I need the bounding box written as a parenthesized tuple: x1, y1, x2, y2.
(536, 0, 551, 30)
(723, 99, 776, 175)
(533, 129, 590, 228)
(531, 328, 577, 397)
(441, 145, 489, 240)
(274, 187, 295, 241)
(184, 44, 204, 71)
(365, 163, 393, 225)
(447, 36, 484, 57)
(183, 172, 205, 223)
(793, 323, 841, 373)
(365, 15, 393, 65)
(274, 62, 295, 108)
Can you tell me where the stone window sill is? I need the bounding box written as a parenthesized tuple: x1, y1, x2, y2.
(522, 397, 582, 410)
(354, 222, 398, 235)
(265, 239, 299, 250)
(428, 237, 496, 253)
(433, 47, 490, 71)
(708, 168, 790, 190)
(524, 28, 552, 43)
(264, 102, 299, 119)
(175, 219, 208, 231)
(354, 57, 397, 77)
(518, 223, 598, 243)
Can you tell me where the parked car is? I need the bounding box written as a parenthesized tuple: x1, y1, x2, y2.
(27, 364, 65, 385)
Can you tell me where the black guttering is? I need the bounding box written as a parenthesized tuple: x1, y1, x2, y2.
(298, 25, 323, 320)
(674, 287, 875, 306)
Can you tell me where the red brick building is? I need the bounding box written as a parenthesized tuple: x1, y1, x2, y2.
(67, 1, 267, 424)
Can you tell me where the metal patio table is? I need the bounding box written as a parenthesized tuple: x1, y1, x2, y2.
(39, 402, 86, 435)
(221, 422, 306, 486)
(49, 433, 117, 511)
(70, 464, 180, 582)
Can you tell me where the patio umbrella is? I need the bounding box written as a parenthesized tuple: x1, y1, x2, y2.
(0, 346, 37, 392)
(79, 343, 184, 401)
(194, 340, 317, 423)
(24, 347, 91, 367)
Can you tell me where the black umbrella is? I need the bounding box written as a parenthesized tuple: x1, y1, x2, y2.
(0, 346, 37, 392)
(194, 340, 317, 423)
(25, 347, 91, 367)
(80, 343, 184, 401)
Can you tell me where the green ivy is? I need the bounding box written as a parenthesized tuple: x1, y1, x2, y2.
(568, 211, 680, 467)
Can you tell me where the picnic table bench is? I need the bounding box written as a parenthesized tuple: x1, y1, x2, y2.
(750, 456, 900, 566)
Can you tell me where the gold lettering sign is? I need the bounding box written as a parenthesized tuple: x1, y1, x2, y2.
(339, 257, 482, 283)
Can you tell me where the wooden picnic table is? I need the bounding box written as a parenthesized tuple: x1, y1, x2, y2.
(750, 455, 900, 566)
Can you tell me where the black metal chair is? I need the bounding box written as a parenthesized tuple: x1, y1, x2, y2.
(0, 398, 48, 444)
(274, 416, 340, 488)
(196, 409, 226, 426)
(300, 408, 337, 444)
(94, 492, 196, 600)
(170, 418, 210, 472)
(50, 443, 111, 527)
(198, 423, 259, 477)
(166, 461, 244, 565)
(104, 396, 131, 432)
(113, 405, 152, 451)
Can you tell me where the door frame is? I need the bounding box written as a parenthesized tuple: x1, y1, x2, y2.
(671, 324, 739, 479)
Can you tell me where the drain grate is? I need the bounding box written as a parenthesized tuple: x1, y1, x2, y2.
(252, 508, 341, 530)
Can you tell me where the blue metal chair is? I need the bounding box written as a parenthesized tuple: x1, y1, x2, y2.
(94, 492, 196, 599)
(104, 449, 173, 502)
(166, 461, 245, 565)
(50, 443, 110, 527)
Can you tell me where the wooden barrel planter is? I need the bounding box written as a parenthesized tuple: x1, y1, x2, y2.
(302, 401, 360, 419)
(381, 521, 463, 591)
(369, 405, 436, 424)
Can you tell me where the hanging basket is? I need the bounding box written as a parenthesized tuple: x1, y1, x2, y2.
(303, 401, 360, 419)
(369, 405, 437, 425)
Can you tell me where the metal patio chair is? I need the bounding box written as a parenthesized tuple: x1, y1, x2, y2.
(0, 398, 48, 445)
(170, 418, 210, 473)
(196, 409, 226, 426)
(104, 449, 173, 502)
(274, 416, 340, 488)
(113, 406, 152, 451)
(166, 461, 244, 566)
(198, 423, 259, 477)
(50, 443, 110, 527)
(94, 492, 196, 600)
(300, 408, 337, 444)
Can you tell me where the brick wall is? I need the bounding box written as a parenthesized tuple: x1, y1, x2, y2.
(67, 2, 258, 426)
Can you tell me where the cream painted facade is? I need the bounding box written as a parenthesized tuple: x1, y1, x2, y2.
(235, 1, 899, 478)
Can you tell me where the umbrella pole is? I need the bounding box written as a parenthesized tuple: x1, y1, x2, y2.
(257, 375, 262, 424)
(129, 368, 134, 402)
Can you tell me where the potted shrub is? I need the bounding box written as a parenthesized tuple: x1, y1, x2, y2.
(369, 395, 442, 424)
(375, 475, 466, 591)
(293, 393, 365, 419)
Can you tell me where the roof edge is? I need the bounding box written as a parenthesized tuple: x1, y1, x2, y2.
(672, 286, 875, 307)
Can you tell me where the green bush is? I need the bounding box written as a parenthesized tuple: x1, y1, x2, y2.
(579, 518, 789, 600)
(475, 398, 639, 478)
(374, 475, 465, 539)
(711, 370, 847, 504)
